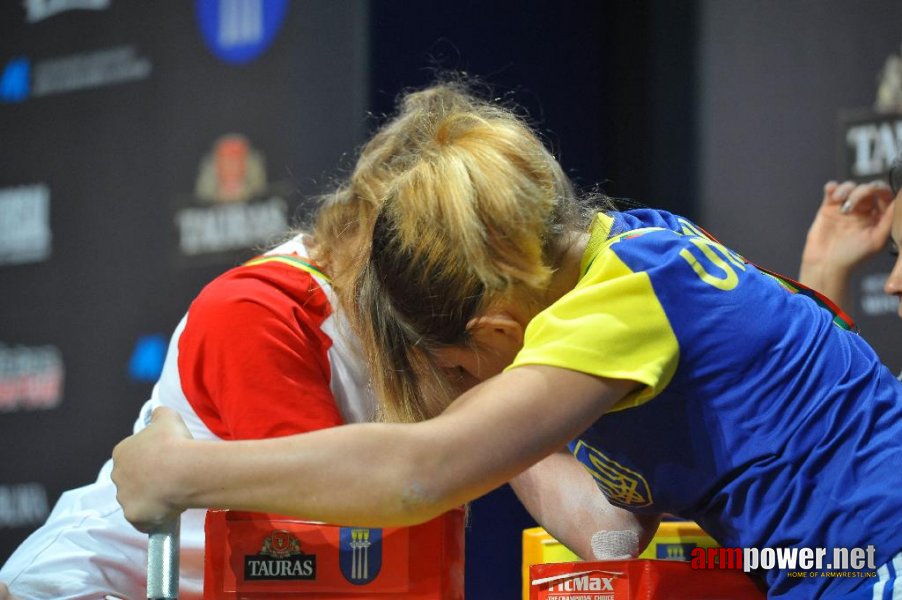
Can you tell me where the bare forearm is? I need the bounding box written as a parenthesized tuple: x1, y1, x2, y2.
(168, 368, 629, 527)
(798, 262, 852, 311)
(114, 367, 632, 532)
(167, 423, 454, 527)
(512, 451, 658, 559)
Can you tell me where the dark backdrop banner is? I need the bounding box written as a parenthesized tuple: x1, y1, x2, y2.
(0, 0, 367, 578)
(698, 0, 902, 370)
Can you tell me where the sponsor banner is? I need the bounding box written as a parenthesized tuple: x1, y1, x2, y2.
(33, 46, 152, 97)
(24, 0, 110, 23)
(838, 46, 902, 182)
(529, 560, 764, 600)
(0, 184, 51, 266)
(859, 272, 898, 317)
(195, 0, 290, 65)
(838, 110, 902, 182)
(204, 509, 465, 597)
(0, 483, 50, 529)
(0, 342, 64, 413)
(521, 521, 722, 599)
(173, 134, 294, 265)
(0, 45, 151, 104)
(175, 197, 288, 256)
(244, 529, 316, 581)
(835, 45, 902, 358)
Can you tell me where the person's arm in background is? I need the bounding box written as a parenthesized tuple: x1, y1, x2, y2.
(799, 180, 894, 310)
(0, 583, 21, 600)
(510, 449, 660, 560)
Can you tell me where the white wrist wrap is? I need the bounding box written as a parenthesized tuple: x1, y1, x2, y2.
(590, 529, 639, 560)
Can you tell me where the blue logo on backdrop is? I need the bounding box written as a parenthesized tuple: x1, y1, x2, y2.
(195, 0, 289, 65)
(0, 57, 31, 103)
(128, 334, 167, 382)
(338, 527, 382, 585)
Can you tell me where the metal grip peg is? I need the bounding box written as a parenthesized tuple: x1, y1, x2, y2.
(147, 515, 181, 600)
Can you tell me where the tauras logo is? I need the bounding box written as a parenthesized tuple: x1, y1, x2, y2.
(845, 120, 902, 178)
(244, 557, 314, 580)
(244, 529, 316, 581)
(175, 197, 286, 256)
(174, 134, 293, 261)
(841, 45, 902, 180)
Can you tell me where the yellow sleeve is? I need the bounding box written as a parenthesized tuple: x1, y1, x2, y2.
(507, 240, 679, 412)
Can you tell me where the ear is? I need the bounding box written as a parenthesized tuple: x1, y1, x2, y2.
(465, 310, 525, 354)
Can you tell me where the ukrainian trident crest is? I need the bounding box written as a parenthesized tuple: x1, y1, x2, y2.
(339, 527, 383, 584)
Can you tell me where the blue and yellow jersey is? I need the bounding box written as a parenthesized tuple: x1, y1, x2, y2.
(509, 209, 902, 598)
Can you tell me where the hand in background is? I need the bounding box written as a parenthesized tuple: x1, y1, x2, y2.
(799, 180, 894, 310)
(0, 583, 21, 600)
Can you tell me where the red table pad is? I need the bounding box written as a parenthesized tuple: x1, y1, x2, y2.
(529, 559, 766, 600)
(204, 508, 465, 599)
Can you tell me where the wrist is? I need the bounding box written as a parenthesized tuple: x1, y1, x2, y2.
(798, 263, 853, 310)
(162, 437, 200, 512)
(799, 262, 852, 290)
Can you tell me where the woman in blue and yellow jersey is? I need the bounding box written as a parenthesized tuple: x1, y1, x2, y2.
(111, 82, 902, 599)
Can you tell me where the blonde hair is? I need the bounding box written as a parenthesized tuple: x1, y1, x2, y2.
(353, 82, 593, 423)
(308, 82, 492, 295)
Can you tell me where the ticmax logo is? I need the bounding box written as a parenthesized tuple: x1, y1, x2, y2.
(195, 0, 289, 65)
(0, 57, 31, 103)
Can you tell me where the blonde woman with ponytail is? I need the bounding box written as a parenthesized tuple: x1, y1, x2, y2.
(113, 82, 902, 599)
(3, 85, 522, 599)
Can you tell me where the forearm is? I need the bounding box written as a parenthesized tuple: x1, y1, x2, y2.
(511, 450, 659, 559)
(168, 377, 597, 526)
(166, 423, 454, 527)
(798, 260, 852, 310)
(114, 367, 632, 532)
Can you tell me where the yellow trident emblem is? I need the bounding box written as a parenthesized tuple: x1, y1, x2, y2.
(572, 440, 653, 508)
